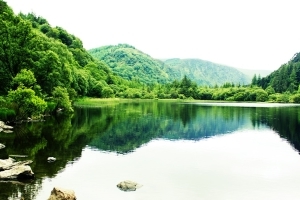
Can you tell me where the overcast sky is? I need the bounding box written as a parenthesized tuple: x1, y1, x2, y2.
(4, 0, 300, 70)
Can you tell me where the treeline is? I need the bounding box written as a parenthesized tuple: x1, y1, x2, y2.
(114, 74, 300, 103)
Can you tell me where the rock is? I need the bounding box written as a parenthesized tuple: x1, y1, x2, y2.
(0, 158, 15, 168)
(47, 157, 56, 162)
(0, 128, 2, 132)
(2, 125, 13, 129)
(2, 130, 13, 133)
(48, 187, 76, 200)
(0, 144, 5, 149)
(0, 158, 34, 179)
(0, 164, 34, 179)
(0, 121, 13, 130)
(117, 180, 142, 192)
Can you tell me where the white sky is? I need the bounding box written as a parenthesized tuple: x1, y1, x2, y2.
(4, 0, 300, 70)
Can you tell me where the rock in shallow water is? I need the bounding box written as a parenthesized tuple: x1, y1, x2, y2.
(47, 157, 56, 162)
(48, 187, 76, 200)
(117, 180, 143, 191)
(0, 143, 5, 149)
(0, 163, 34, 179)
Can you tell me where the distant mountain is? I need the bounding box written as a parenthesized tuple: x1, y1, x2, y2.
(258, 52, 300, 93)
(89, 44, 250, 86)
(163, 58, 250, 86)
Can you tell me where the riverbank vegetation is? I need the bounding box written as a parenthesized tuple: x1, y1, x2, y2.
(1, 0, 300, 122)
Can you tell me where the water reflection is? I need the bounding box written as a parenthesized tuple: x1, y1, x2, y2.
(1, 101, 300, 199)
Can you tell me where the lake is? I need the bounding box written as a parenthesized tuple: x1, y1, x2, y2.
(1, 100, 300, 200)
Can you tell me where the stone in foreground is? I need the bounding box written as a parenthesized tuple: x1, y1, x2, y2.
(0, 158, 34, 179)
(0, 164, 34, 179)
(117, 180, 142, 191)
(48, 187, 76, 200)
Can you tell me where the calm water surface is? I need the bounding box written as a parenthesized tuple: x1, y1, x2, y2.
(1, 101, 300, 200)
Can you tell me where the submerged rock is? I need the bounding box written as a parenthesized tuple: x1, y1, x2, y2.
(48, 187, 76, 200)
(0, 143, 5, 149)
(117, 180, 142, 191)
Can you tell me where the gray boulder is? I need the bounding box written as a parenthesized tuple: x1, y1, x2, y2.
(117, 180, 142, 191)
(0, 121, 13, 133)
(0, 165, 34, 179)
(0, 158, 34, 179)
(48, 187, 76, 200)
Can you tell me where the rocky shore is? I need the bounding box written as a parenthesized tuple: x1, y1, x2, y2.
(0, 143, 34, 180)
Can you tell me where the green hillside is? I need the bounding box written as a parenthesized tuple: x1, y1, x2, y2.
(164, 58, 250, 86)
(0, 0, 145, 119)
(89, 45, 250, 86)
(89, 44, 171, 84)
(258, 52, 300, 93)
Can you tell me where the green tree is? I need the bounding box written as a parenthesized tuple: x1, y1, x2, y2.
(52, 86, 73, 113)
(251, 74, 257, 85)
(12, 69, 36, 88)
(255, 89, 268, 102)
(0, 9, 34, 94)
(8, 86, 47, 119)
(265, 86, 275, 95)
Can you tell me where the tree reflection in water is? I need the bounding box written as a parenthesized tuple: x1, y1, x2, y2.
(1, 101, 300, 198)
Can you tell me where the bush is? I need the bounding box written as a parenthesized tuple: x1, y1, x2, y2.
(52, 86, 73, 113)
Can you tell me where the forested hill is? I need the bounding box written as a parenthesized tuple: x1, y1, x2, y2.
(257, 52, 300, 93)
(0, 0, 130, 99)
(163, 58, 250, 85)
(0, 0, 146, 119)
(89, 44, 250, 86)
(89, 44, 171, 84)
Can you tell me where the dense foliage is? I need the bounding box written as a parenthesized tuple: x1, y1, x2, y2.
(251, 52, 300, 103)
(0, 1, 136, 119)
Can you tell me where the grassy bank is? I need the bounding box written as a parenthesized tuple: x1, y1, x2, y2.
(73, 98, 188, 107)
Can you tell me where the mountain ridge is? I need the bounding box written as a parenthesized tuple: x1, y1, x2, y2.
(89, 44, 250, 86)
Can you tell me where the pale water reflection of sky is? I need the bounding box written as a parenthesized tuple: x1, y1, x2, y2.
(4, 0, 300, 71)
(34, 130, 300, 200)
